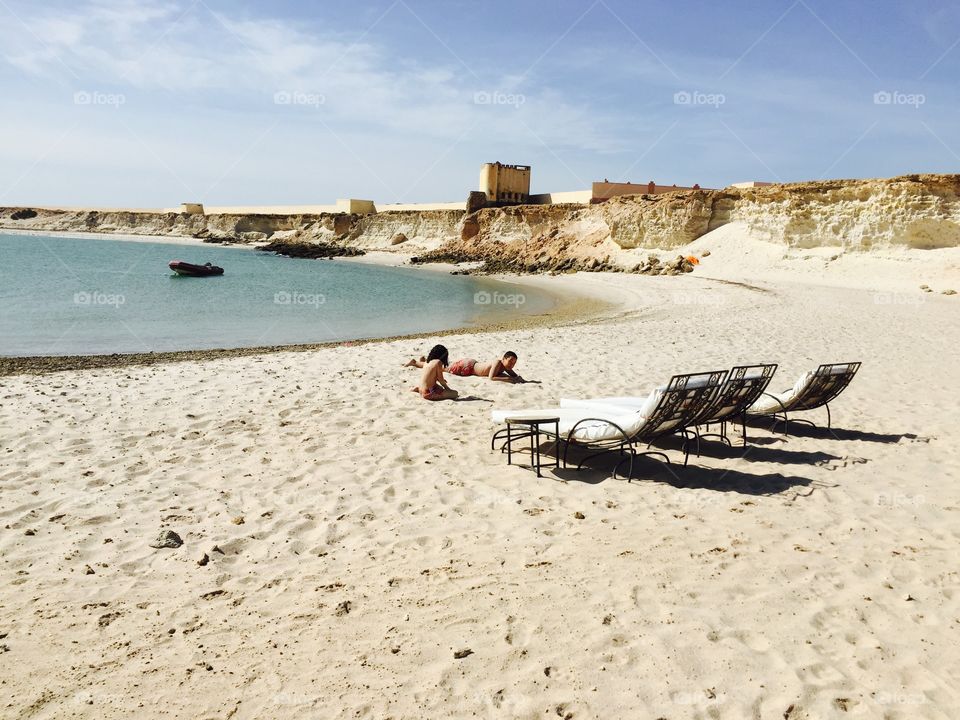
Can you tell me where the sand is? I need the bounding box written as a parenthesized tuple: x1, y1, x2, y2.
(1, 237, 959, 719)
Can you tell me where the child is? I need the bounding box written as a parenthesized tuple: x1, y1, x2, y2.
(409, 344, 459, 401)
(449, 351, 526, 383)
(407, 350, 525, 383)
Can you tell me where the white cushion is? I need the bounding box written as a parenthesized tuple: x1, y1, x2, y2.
(561, 386, 665, 419)
(747, 370, 814, 415)
(491, 407, 647, 443)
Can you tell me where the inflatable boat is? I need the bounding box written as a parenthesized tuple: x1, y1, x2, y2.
(169, 260, 224, 277)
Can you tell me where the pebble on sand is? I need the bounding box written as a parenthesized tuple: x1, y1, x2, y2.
(149, 530, 183, 549)
(453, 648, 473, 659)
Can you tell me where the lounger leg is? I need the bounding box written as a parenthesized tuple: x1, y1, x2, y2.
(530, 428, 542, 477)
(721, 421, 732, 446)
(741, 415, 747, 447)
(826, 403, 832, 429)
(780, 412, 790, 436)
(614, 444, 636, 481)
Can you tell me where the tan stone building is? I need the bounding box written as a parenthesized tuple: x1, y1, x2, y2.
(479, 162, 531, 204)
(591, 180, 710, 203)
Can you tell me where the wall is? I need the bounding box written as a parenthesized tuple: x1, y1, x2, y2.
(591, 181, 710, 202)
(336, 199, 376, 214)
(199, 200, 377, 215)
(528, 190, 592, 205)
(378, 201, 467, 212)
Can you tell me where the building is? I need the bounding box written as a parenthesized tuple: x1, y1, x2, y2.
(479, 162, 531, 204)
(728, 181, 775, 189)
(590, 180, 709, 203)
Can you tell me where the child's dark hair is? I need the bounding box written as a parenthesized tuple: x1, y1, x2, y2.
(427, 344, 449, 366)
(503, 351, 518, 360)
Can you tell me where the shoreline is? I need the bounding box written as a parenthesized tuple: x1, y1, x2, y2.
(0, 229, 618, 375)
(0, 226, 216, 246)
(0, 292, 612, 376)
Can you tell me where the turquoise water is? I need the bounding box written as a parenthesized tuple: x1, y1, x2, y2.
(0, 234, 555, 357)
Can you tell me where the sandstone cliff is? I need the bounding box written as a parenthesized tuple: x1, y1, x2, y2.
(3, 174, 958, 273)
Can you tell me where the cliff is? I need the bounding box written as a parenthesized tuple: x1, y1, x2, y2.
(3, 174, 959, 273)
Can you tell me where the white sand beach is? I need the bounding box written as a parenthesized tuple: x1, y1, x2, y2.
(2, 240, 959, 719)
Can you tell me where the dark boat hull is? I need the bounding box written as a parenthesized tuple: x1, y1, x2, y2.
(169, 260, 224, 277)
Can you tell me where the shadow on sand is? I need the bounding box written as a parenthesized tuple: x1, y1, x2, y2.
(743, 418, 917, 444)
(498, 434, 827, 496)
(550, 453, 815, 496)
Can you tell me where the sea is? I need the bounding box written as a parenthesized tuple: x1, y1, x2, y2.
(0, 233, 556, 357)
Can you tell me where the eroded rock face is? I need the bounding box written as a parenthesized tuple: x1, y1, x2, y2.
(725, 176, 960, 249)
(2, 175, 958, 272)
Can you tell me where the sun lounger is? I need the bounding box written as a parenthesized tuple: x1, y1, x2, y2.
(572, 364, 777, 448)
(493, 370, 725, 479)
(692, 363, 778, 446)
(746, 362, 861, 433)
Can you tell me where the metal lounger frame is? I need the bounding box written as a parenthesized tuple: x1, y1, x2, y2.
(754, 362, 861, 434)
(692, 363, 778, 448)
(561, 370, 727, 480)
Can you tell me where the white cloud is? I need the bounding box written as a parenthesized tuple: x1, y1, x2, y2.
(0, 0, 622, 152)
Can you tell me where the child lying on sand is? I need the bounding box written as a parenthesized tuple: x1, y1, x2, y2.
(406, 350, 526, 384)
(409, 344, 459, 401)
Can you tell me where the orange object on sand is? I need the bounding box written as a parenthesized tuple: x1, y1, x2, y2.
(685, 255, 700, 265)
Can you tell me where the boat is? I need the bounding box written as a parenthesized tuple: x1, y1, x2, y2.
(169, 260, 224, 277)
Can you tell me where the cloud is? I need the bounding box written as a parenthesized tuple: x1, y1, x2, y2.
(0, 0, 624, 152)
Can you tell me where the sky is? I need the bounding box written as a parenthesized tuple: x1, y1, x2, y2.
(0, 0, 958, 207)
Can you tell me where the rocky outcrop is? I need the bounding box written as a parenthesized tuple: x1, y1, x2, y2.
(720, 175, 960, 250)
(256, 239, 364, 259)
(3, 174, 958, 274)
